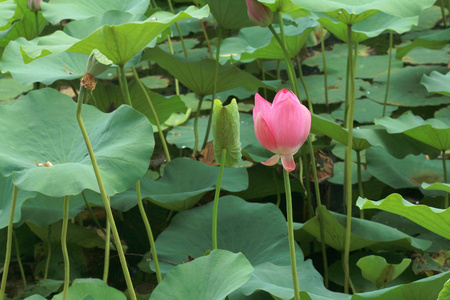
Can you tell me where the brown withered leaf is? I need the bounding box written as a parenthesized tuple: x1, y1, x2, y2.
(310, 150, 333, 182)
(35, 160, 53, 167)
(196, 141, 217, 166)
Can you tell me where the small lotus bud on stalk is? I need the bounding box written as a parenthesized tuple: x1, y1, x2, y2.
(28, 0, 42, 12)
(246, 0, 273, 28)
(212, 99, 242, 167)
(82, 49, 113, 91)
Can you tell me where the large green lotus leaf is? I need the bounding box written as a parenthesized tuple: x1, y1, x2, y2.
(332, 98, 398, 122)
(0, 176, 37, 229)
(0, 0, 47, 48)
(402, 45, 450, 65)
(353, 272, 450, 300)
(304, 44, 402, 78)
(315, 12, 417, 43)
(19, 192, 95, 227)
(41, 0, 150, 24)
(20, 6, 210, 65)
(0, 37, 88, 85)
(421, 71, 450, 97)
(91, 80, 187, 126)
(311, 114, 372, 151)
(411, 6, 447, 32)
(292, 73, 370, 104)
(375, 112, 450, 151)
(106, 158, 248, 211)
(422, 182, 450, 194)
(150, 249, 253, 300)
(150, 195, 348, 300)
(366, 65, 450, 107)
(53, 278, 126, 300)
(294, 205, 431, 252)
(220, 18, 317, 63)
(357, 193, 450, 240)
(366, 146, 447, 190)
(356, 255, 411, 289)
(146, 46, 273, 96)
(0, 89, 154, 197)
(0, 77, 31, 103)
(290, 0, 434, 23)
(0, 0, 15, 27)
(396, 28, 450, 59)
(439, 279, 450, 300)
(63, 10, 146, 40)
(204, 0, 254, 30)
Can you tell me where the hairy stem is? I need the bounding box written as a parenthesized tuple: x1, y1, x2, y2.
(13, 230, 26, 288)
(61, 195, 70, 300)
(103, 218, 110, 283)
(193, 95, 204, 156)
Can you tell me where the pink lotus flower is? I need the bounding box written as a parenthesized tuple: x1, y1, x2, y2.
(246, 0, 273, 28)
(253, 89, 311, 172)
(28, 0, 42, 12)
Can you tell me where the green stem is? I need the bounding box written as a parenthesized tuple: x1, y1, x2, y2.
(194, 0, 213, 58)
(81, 191, 106, 235)
(268, 23, 299, 98)
(12, 230, 26, 288)
(320, 25, 329, 112)
(34, 11, 39, 37)
(131, 67, 171, 162)
(382, 30, 393, 117)
(193, 95, 204, 156)
(166, 0, 189, 58)
(258, 59, 268, 99)
(356, 150, 365, 219)
(44, 226, 51, 280)
(119, 66, 132, 106)
(301, 150, 313, 219)
(212, 149, 227, 250)
(166, 35, 180, 95)
(202, 27, 223, 150)
(103, 218, 110, 283)
(296, 56, 312, 112)
(61, 195, 70, 300)
(76, 85, 137, 300)
(440, 0, 448, 27)
(283, 169, 301, 300)
(0, 185, 18, 300)
(443, 150, 448, 209)
(343, 24, 356, 294)
(136, 181, 162, 283)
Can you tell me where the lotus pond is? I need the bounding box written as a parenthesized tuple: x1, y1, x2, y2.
(0, 0, 449, 299)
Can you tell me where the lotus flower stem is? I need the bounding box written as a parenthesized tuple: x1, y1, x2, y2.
(0, 184, 18, 300)
(202, 27, 223, 150)
(43, 226, 51, 279)
(131, 67, 171, 162)
(343, 24, 357, 294)
(76, 85, 137, 300)
(12, 230, 26, 288)
(61, 195, 70, 300)
(443, 150, 448, 209)
(295, 56, 312, 112)
(356, 150, 365, 219)
(274, 16, 329, 287)
(320, 25, 329, 112)
(166, 35, 181, 95)
(382, 30, 393, 117)
(193, 95, 204, 156)
(166, 0, 189, 58)
(136, 181, 162, 283)
(103, 218, 110, 283)
(283, 169, 301, 300)
(440, 0, 448, 28)
(212, 149, 227, 250)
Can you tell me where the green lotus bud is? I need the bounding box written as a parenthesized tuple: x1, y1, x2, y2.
(212, 99, 242, 167)
(85, 49, 113, 77)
